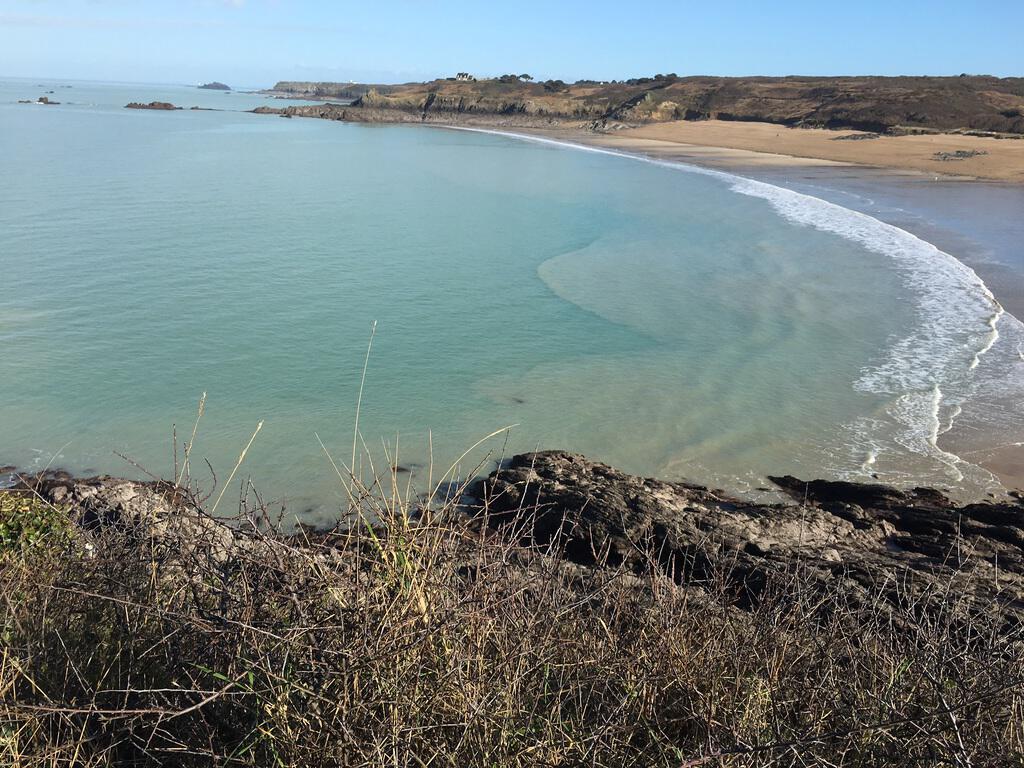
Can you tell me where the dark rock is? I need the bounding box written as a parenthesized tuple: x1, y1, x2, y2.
(479, 451, 1024, 620)
(198, 81, 231, 91)
(767, 475, 951, 509)
(125, 101, 181, 111)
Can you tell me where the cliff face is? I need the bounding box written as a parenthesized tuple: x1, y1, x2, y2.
(269, 75, 1024, 135)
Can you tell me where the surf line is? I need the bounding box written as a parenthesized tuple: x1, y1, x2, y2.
(926, 384, 965, 483)
(971, 295, 1004, 371)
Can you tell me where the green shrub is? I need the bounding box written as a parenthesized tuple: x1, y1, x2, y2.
(0, 490, 71, 552)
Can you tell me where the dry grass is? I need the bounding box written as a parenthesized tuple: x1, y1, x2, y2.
(1, 453, 1022, 768)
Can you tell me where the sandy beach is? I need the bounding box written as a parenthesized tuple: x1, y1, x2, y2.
(527, 120, 1024, 183)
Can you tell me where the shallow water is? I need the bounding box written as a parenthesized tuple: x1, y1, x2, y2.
(2, 81, 1023, 521)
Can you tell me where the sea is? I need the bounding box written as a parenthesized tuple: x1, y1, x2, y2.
(2, 78, 1023, 522)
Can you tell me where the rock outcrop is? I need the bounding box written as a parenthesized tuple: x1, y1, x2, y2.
(125, 101, 181, 111)
(198, 81, 230, 91)
(478, 451, 1024, 620)
(26, 473, 240, 565)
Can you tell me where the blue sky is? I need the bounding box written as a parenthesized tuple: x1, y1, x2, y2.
(1, 0, 1021, 87)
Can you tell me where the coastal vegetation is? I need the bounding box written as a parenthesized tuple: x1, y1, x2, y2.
(1, 452, 1021, 766)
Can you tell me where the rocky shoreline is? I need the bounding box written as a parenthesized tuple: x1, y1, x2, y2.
(249, 101, 591, 130)
(8, 450, 1023, 622)
(479, 452, 1024, 622)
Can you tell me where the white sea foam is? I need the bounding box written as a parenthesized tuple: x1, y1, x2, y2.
(971, 304, 1004, 370)
(940, 403, 964, 437)
(445, 126, 1024, 491)
(860, 445, 879, 474)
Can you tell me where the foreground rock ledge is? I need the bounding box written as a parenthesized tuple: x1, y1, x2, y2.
(478, 451, 1024, 618)
(10, 450, 1024, 621)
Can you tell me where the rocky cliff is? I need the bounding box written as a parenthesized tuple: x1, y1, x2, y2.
(268, 75, 1024, 135)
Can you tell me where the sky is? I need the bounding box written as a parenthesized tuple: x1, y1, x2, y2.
(1, 0, 1021, 88)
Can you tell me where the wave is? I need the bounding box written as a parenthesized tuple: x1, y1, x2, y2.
(444, 126, 1024, 491)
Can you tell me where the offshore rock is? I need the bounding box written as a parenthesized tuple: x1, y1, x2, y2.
(125, 101, 181, 111)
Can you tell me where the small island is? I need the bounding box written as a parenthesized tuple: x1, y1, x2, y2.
(125, 101, 181, 110)
(198, 81, 230, 91)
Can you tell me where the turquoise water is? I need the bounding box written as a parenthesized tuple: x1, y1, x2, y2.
(3, 80, 1023, 520)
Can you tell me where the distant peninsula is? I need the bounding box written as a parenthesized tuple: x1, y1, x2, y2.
(198, 81, 231, 91)
(263, 74, 1024, 136)
(254, 73, 1024, 181)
